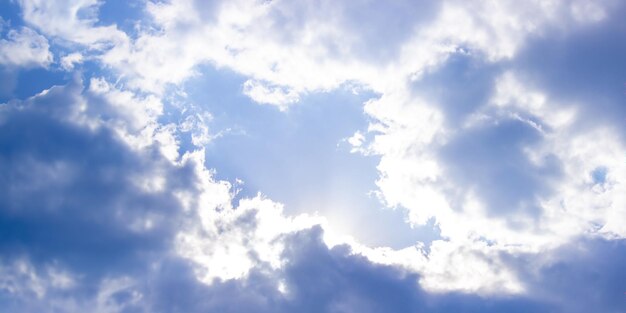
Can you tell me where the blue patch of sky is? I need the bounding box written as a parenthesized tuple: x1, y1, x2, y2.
(591, 166, 607, 185)
(180, 64, 441, 248)
(97, 0, 148, 37)
(0, 1, 22, 28)
(0, 67, 68, 102)
(0, 2, 62, 101)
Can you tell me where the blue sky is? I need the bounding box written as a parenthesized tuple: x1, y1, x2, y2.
(0, 0, 625, 312)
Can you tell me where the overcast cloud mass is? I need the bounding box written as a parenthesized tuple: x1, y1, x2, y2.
(1, 0, 625, 312)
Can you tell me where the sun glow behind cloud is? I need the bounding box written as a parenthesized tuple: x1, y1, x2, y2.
(1, 0, 625, 312)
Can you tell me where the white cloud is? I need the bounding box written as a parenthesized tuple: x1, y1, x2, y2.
(175, 155, 325, 282)
(179, 112, 217, 147)
(7, 0, 625, 299)
(60, 52, 84, 71)
(16, 0, 608, 105)
(0, 257, 81, 310)
(358, 69, 626, 293)
(487, 73, 626, 240)
(83, 77, 177, 158)
(0, 27, 52, 68)
(570, 0, 607, 23)
(17, 0, 128, 47)
(242, 80, 300, 110)
(0, 75, 330, 292)
(96, 0, 607, 103)
(79, 76, 330, 283)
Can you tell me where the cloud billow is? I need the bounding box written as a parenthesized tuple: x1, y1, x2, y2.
(1, 0, 625, 312)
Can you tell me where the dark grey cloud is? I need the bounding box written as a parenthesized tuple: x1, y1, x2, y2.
(0, 78, 200, 310)
(512, 1, 626, 141)
(438, 118, 562, 218)
(522, 238, 626, 313)
(399, 0, 626, 222)
(263, 0, 440, 63)
(0, 85, 178, 263)
(407, 53, 563, 219)
(409, 53, 500, 128)
(143, 227, 625, 313)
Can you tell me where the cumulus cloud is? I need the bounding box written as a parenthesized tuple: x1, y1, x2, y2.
(0, 26, 52, 68)
(0, 76, 318, 311)
(96, 0, 615, 101)
(0, 79, 623, 311)
(2, 0, 626, 311)
(358, 8, 625, 293)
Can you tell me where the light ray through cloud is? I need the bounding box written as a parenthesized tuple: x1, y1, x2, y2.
(1, 0, 625, 312)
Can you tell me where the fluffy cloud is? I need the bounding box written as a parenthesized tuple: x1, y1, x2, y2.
(0, 26, 52, 68)
(96, 0, 614, 100)
(2, 0, 626, 311)
(60, 52, 84, 71)
(0, 76, 355, 312)
(356, 5, 626, 291)
(17, 0, 128, 47)
(0, 81, 623, 310)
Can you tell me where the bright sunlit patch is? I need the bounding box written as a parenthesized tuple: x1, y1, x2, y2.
(1, 0, 625, 311)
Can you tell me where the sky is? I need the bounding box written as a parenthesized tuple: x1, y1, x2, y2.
(0, 0, 625, 312)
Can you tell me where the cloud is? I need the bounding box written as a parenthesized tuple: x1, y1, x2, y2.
(0, 79, 624, 311)
(0, 27, 52, 68)
(242, 79, 300, 110)
(2, 0, 626, 311)
(148, 228, 626, 313)
(17, 0, 128, 47)
(353, 1, 626, 292)
(0, 77, 316, 311)
(17, 0, 612, 102)
(60, 52, 84, 71)
(0, 78, 179, 311)
(94, 0, 611, 101)
(0, 78, 184, 271)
